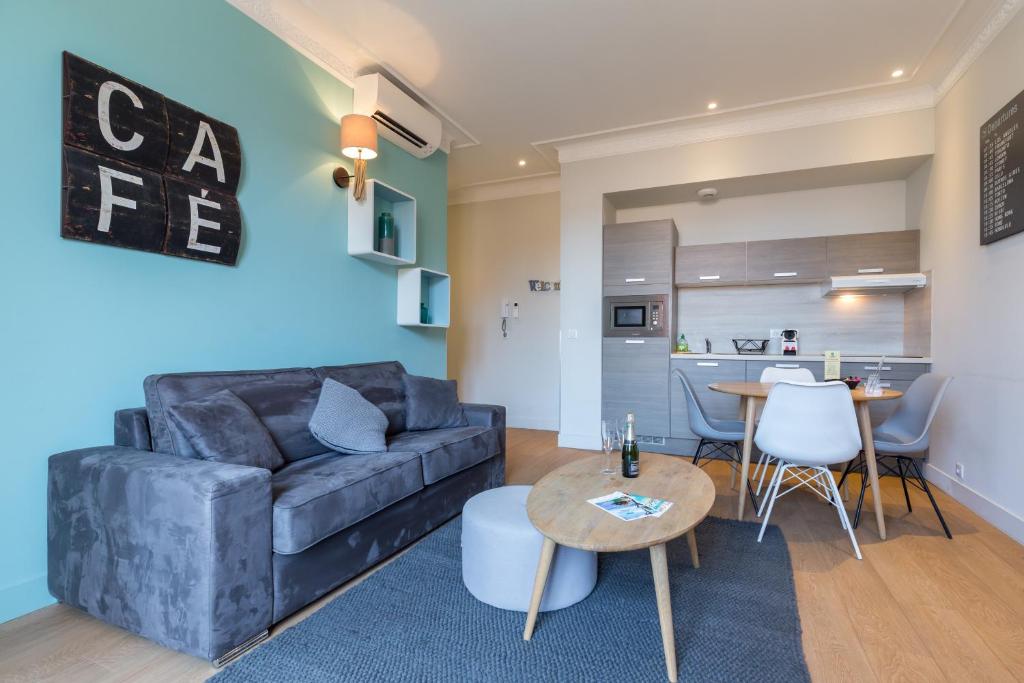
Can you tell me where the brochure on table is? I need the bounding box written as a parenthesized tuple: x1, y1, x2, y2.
(588, 491, 673, 521)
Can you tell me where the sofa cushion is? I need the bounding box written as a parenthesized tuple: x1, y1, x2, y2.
(167, 389, 285, 469)
(313, 361, 407, 435)
(271, 451, 423, 554)
(144, 368, 324, 462)
(388, 426, 500, 485)
(308, 379, 389, 454)
(403, 374, 468, 431)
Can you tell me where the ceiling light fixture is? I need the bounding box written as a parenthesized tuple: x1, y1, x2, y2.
(891, 68, 904, 78)
(707, 101, 718, 110)
(518, 159, 526, 167)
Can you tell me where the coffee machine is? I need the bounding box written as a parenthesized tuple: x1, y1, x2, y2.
(781, 329, 799, 355)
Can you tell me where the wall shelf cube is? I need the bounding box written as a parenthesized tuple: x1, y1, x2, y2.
(348, 179, 416, 265)
(397, 267, 450, 328)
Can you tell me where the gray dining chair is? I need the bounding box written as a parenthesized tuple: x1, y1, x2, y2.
(838, 373, 954, 539)
(673, 369, 758, 510)
(755, 381, 863, 559)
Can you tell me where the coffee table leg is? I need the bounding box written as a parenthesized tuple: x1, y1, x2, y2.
(737, 396, 756, 520)
(687, 529, 699, 569)
(650, 543, 677, 682)
(856, 401, 887, 540)
(523, 537, 556, 640)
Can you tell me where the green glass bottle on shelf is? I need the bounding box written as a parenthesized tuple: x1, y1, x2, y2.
(377, 211, 395, 255)
(621, 412, 639, 478)
(676, 334, 689, 353)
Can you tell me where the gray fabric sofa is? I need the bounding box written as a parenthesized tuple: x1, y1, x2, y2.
(47, 361, 505, 664)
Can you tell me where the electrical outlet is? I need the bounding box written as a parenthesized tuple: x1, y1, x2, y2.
(955, 462, 965, 480)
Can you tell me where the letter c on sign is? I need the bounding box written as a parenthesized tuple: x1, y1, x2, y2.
(98, 81, 144, 151)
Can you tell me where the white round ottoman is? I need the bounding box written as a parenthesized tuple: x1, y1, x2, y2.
(461, 485, 597, 612)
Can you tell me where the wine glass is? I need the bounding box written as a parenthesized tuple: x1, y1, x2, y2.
(601, 419, 618, 475)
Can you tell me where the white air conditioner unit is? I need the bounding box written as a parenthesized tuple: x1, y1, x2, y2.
(353, 73, 442, 159)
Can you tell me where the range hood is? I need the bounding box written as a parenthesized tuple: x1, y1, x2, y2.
(823, 273, 927, 297)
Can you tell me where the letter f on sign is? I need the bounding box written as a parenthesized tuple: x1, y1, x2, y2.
(98, 165, 143, 233)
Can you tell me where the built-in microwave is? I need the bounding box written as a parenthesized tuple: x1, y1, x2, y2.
(603, 295, 667, 337)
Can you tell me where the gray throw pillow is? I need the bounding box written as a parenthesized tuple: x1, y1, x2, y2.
(167, 389, 285, 469)
(309, 378, 389, 454)
(403, 374, 468, 431)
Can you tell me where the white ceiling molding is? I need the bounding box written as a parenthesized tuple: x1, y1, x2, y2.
(448, 174, 560, 206)
(936, 0, 1024, 98)
(225, 0, 477, 151)
(552, 86, 937, 165)
(227, 0, 360, 85)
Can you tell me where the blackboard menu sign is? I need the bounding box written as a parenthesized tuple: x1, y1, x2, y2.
(981, 88, 1023, 245)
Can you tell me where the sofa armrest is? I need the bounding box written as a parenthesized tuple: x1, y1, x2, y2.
(48, 446, 272, 662)
(114, 407, 151, 450)
(462, 403, 506, 436)
(462, 404, 506, 489)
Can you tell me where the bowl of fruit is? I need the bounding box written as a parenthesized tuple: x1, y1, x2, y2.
(842, 376, 862, 390)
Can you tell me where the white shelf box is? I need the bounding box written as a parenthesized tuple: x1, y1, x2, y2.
(348, 179, 416, 265)
(397, 268, 450, 328)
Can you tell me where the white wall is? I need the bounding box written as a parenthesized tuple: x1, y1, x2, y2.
(448, 192, 561, 430)
(617, 180, 908, 245)
(915, 10, 1024, 542)
(559, 109, 936, 449)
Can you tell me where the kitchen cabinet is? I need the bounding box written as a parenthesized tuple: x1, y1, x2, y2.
(746, 236, 827, 284)
(826, 230, 920, 276)
(669, 358, 744, 447)
(603, 220, 676, 293)
(603, 337, 671, 437)
(745, 360, 825, 382)
(675, 242, 746, 286)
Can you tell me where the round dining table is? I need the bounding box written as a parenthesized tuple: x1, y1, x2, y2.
(707, 381, 903, 540)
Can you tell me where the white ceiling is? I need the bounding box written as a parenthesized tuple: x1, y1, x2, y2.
(232, 0, 1008, 190)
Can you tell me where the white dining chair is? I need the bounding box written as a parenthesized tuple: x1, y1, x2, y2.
(755, 381, 864, 559)
(751, 367, 815, 496)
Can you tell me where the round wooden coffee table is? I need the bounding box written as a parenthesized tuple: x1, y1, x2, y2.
(522, 453, 715, 683)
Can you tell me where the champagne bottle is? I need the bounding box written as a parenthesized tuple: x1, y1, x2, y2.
(621, 412, 639, 478)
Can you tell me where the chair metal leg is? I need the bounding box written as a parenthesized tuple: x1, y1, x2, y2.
(825, 468, 862, 560)
(735, 443, 760, 512)
(837, 454, 858, 492)
(853, 462, 868, 529)
(909, 459, 953, 539)
(755, 454, 774, 496)
(897, 457, 913, 512)
(758, 463, 787, 542)
(758, 460, 786, 519)
(692, 439, 706, 467)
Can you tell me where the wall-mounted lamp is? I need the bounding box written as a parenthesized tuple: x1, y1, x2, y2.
(333, 113, 378, 200)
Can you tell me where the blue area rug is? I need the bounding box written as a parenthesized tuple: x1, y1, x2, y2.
(212, 517, 808, 682)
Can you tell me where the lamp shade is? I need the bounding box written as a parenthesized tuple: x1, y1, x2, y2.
(340, 114, 378, 160)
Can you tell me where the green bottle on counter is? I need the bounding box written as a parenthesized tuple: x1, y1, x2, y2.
(621, 412, 639, 478)
(676, 334, 690, 353)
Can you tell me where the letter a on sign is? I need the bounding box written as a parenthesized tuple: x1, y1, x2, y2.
(165, 99, 241, 193)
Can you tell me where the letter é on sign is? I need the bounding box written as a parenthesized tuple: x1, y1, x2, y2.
(97, 81, 144, 151)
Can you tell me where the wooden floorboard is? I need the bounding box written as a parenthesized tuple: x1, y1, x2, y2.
(0, 428, 1020, 682)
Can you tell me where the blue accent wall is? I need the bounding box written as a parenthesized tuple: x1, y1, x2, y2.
(0, 0, 447, 622)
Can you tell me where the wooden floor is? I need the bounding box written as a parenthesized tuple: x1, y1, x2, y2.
(3, 428, 1023, 682)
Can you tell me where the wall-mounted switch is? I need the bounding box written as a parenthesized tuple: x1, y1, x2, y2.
(513, 302, 519, 319)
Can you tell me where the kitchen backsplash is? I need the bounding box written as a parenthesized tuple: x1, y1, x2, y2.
(677, 283, 921, 356)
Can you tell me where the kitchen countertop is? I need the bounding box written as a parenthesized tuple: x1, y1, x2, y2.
(669, 353, 932, 364)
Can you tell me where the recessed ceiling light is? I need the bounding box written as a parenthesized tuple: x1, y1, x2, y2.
(891, 68, 904, 78)
(517, 159, 526, 167)
(707, 101, 718, 110)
